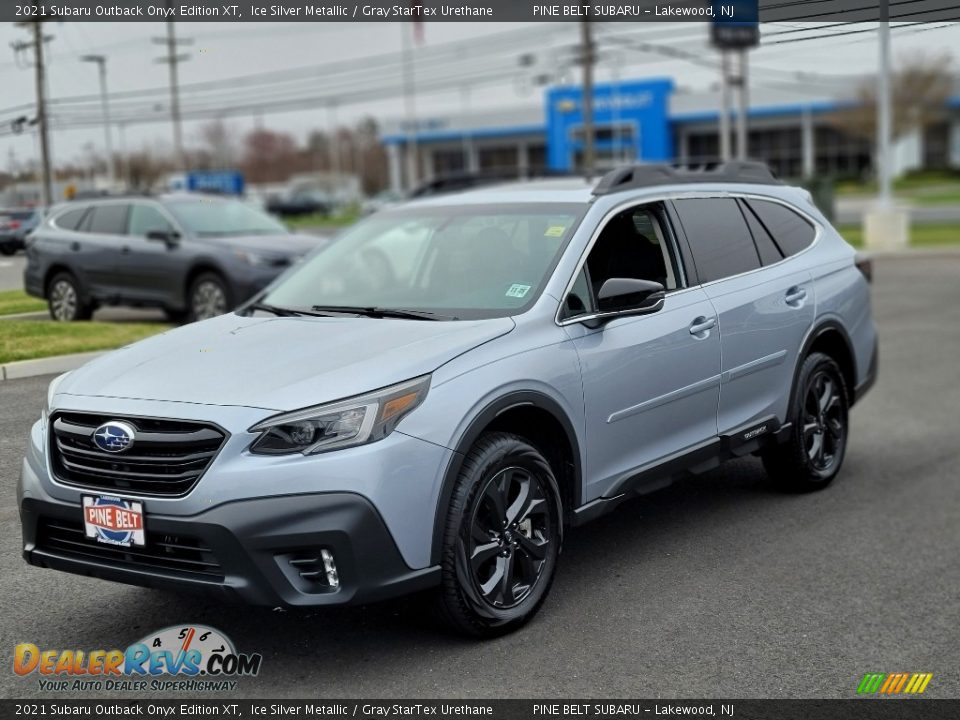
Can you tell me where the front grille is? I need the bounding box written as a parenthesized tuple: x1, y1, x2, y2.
(50, 412, 228, 497)
(37, 517, 224, 580)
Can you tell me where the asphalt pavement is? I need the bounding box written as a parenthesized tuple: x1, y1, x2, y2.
(1, 255, 958, 699)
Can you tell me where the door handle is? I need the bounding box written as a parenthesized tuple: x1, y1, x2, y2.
(120, 246, 131, 254)
(689, 316, 717, 336)
(785, 286, 807, 306)
(69, 241, 81, 252)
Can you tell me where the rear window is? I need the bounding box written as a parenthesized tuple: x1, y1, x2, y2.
(53, 207, 89, 231)
(673, 198, 760, 283)
(86, 204, 130, 235)
(744, 199, 816, 257)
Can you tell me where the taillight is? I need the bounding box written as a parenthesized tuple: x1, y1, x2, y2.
(9, 220, 20, 229)
(854, 253, 873, 284)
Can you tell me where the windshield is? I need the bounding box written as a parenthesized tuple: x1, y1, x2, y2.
(259, 203, 586, 320)
(165, 198, 287, 236)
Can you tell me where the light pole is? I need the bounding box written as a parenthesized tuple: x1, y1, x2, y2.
(80, 54, 114, 187)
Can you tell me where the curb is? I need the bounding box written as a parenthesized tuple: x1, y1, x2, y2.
(0, 311, 48, 321)
(865, 246, 960, 258)
(0, 351, 104, 382)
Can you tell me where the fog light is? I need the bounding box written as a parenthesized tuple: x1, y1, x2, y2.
(320, 549, 339, 588)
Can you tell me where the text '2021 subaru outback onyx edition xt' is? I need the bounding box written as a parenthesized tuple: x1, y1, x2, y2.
(19, 163, 877, 636)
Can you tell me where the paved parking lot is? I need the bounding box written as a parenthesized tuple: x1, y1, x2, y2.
(1, 254, 958, 699)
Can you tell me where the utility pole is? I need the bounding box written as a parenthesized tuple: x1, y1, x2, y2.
(736, 48, 749, 159)
(864, 1, 907, 250)
(153, 12, 191, 169)
(401, 23, 418, 190)
(13, 21, 53, 207)
(719, 51, 732, 162)
(80, 54, 114, 187)
(579, 11, 596, 178)
(877, 10, 892, 205)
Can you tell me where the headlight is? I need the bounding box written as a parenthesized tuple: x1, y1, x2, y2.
(42, 371, 71, 425)
(235, 250, 282, 267)
(248, 375, 431, 455)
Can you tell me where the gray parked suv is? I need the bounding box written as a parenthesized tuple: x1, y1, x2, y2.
(23, 195, 323, 322)
(19, 163, 877, 636)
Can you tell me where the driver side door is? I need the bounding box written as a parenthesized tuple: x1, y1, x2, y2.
(561, 202, 722, 503)
(116, 202, 187, 306)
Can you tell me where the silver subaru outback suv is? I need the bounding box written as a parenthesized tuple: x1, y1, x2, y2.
(19, 163, 877, 636)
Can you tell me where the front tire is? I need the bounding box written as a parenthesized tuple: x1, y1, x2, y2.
(438, 432, 563, 637)
(762, 352, 849, 492)
(188, 272, 231, 322)
(47, 272, 93, 322)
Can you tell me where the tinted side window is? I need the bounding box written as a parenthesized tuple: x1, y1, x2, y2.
(129, 204, 174, 236)
(673, 198, 760, 283)
(54, 207, 89, 231)
(745, 199, 815, 257)
(87, 204, 130, 235)
(739, 199, 784, 266)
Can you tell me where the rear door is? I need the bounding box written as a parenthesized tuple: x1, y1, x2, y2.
(70, 203, 129, 296)
(672, 196, 815, 436)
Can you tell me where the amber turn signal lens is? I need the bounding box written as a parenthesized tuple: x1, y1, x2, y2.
(381, 392, 419, 422)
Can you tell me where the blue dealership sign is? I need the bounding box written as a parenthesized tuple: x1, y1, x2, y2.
(182, 170, 245, 196)
(545, 79, 674, 171)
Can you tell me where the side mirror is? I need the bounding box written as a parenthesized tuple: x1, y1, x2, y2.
(596, 278, 665, 316)
(146, 229, 180, 247)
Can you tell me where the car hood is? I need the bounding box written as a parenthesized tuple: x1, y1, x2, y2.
(205, 233, 325, 257)
(56, 313, 515, 411)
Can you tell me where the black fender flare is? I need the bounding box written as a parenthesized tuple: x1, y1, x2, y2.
(788, 319, 858, 415)
(428, 390, 582, 566)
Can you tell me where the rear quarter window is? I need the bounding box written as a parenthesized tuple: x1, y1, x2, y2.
(744, 199, 816, 257)
(53, 207, 89, 231)
(673, 198, 761, 283)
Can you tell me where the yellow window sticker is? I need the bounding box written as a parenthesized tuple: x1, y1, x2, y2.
(544, 226, 566, 237)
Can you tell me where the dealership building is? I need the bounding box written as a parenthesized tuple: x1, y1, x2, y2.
(380, 77, 960, 190)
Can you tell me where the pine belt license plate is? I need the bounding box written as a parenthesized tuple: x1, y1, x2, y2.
(82, 495, 146, 547)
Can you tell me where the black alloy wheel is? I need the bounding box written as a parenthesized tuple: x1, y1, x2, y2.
(438, 432, 562, 637)
(466, 466, 554, 609)
(763, 352, 849, 491)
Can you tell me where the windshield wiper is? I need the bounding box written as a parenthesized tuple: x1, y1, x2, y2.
(309, 305, 455, 321)
(247, 302, 310, 317)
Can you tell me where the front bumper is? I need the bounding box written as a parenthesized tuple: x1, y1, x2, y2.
(21, 491, 440, 607)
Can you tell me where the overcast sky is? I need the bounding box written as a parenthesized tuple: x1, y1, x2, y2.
(1, 21, 958, 171)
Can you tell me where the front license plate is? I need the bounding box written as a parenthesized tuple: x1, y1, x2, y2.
(82, 495, 145, 547)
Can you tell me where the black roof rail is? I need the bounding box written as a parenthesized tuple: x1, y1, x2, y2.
(592, 161, 781, 195)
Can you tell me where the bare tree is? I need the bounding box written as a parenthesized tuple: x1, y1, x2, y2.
(829, 51, 954, 142)
(242, 128, 302, 183)
(198, 119, 238, 169)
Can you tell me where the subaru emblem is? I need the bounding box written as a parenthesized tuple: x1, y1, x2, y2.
(92, 421, 137, 454)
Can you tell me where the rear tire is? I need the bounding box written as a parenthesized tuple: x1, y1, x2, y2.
(47, 272, 93, 322)
(437, 432, 563, 638)
(187, 272, 232, 322)
(762, 352, 849, 492)
(0, 243, 15, 256)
